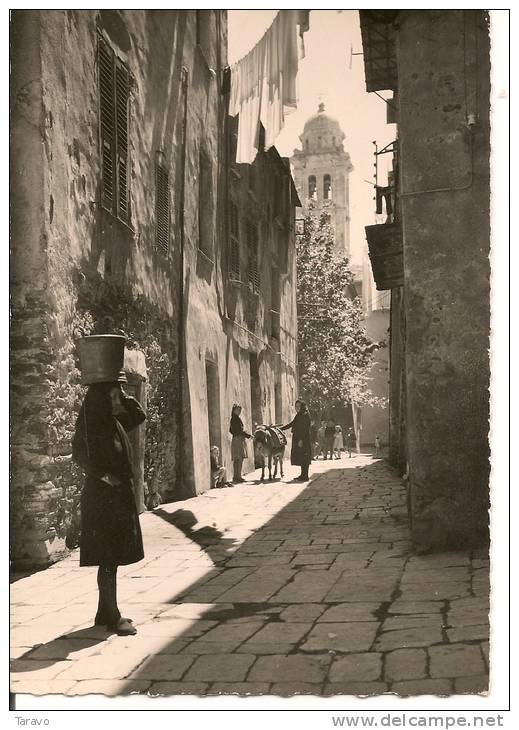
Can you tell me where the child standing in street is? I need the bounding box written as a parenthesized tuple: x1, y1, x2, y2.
(324, 419, 335, 460)
(346, 428, 356, 458)
(375, 435, 382, 457)
(333, 425, 344, 459)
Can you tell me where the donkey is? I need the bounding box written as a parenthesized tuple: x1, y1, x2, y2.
(253, 425, 286, 481)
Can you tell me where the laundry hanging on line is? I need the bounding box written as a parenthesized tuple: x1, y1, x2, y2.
(229, 10, 310, 165)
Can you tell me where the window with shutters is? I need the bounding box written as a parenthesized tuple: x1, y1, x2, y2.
(228, 200, 240, 280)
(155, 153, 170, 255)
(98, 35, 131, 225)
(199, 148, 214, 257)
(247, 221, 260, 293)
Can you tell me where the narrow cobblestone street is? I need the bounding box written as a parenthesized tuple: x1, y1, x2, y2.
(10, 455, 490, 699)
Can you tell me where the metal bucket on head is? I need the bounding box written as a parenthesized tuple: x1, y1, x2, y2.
(77, 335, 127, 385)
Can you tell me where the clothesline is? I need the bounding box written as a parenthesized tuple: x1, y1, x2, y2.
(229, 10, 310, 165)
(230, 11, 280, 69)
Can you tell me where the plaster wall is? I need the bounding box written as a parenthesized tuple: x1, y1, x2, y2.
(186, 145, 299, 493)
(10, 9, 225, 565)
(397, 10, 490, 549)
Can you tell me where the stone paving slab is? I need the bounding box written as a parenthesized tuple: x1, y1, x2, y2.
(328, 653, 382, 682)
(318, 602, 380, 622)
(323, 681, 388, 696)
(429, 643, 487, 678)
(184, 654, 256, 682)
(208, 682, 270, 695)
(391, 678, 453, 696)
(10, 456, 490, 698)
(148, 681, 208, 696)
(384, 648, 427, 681)
(249, 654, 332, 683)
(271, 682, 323, 696)
(301, 622, 378, 653)
(67, 679, 153, 696)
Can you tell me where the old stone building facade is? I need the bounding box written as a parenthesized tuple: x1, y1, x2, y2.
(10, 9, 299, 568)
(291, 104, 353, 256)
(360, 10, 490, 550)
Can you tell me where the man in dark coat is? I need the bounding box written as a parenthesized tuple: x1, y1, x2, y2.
(281, 399, 312, 481)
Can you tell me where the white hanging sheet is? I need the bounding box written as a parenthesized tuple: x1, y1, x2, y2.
(229, 10, 310, 164)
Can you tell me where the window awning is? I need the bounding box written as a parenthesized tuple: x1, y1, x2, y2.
(365, 222, 403, 290)
(359, 10, 399, 93)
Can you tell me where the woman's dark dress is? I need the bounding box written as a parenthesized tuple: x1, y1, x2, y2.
(72, 388, 146, 567)
(282, 410, 312, 466)
(229, 413, 251, 460)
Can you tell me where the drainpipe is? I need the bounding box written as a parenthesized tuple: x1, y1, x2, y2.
(176, 66, 188, 495)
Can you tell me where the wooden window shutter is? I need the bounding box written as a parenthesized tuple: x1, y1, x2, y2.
(229, 201, 240, 280)
(98, 36, 115, 212)
(115, 59, 130, 222)
(155, 158, 170, 254)
(247, 222, 260, 293)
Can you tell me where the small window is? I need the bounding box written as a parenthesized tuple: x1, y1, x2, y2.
(308, 175, 317, 200)
(155, 152, 170, 254)
(199, 148, 214, 257)
(229, 200, 240, 280)
(305, 138, 309, 151)
(324, 174, 332, 200)
(98, 34, 131, 224)
(332, 136, 336, 147)
(318, 136, 322, 148)
(247, 221, 260, 292)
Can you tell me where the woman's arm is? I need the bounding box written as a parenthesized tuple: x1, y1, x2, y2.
(280, 417, 295, 431)
(117, 393, 147, 432)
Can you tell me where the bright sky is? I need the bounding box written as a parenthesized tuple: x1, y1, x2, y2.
(228, 9, 396, 266)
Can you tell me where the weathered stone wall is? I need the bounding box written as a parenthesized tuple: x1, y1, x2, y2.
(397, 10, 490, 549)
(11, 10, 299, 565)
(10, 10, 227, 566)
(10, 10, 74, 567)
(388, 286, 406, 475)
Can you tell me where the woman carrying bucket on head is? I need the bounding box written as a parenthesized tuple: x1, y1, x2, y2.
(72, 335, 146, 636)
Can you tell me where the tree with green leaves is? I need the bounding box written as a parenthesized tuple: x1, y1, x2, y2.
(296, 204, 384, 421)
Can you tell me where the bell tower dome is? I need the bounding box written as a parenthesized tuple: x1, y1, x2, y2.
(291, 103, 353, 255)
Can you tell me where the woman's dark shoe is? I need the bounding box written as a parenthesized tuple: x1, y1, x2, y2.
(96, 611, 133, 627)
(109, 618, 137, 636)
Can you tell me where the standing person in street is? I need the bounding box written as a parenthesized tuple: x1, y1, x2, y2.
(281, 399, 312, 481)
(317, 420, 326, 459)
(72, 380, 146, 636)
(229, 403, 252, 483)
(346, 427, 356, 458)
(324, 419, 336, 460)
(333, 425, 344, 459)
(375, 435, 382, 457)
